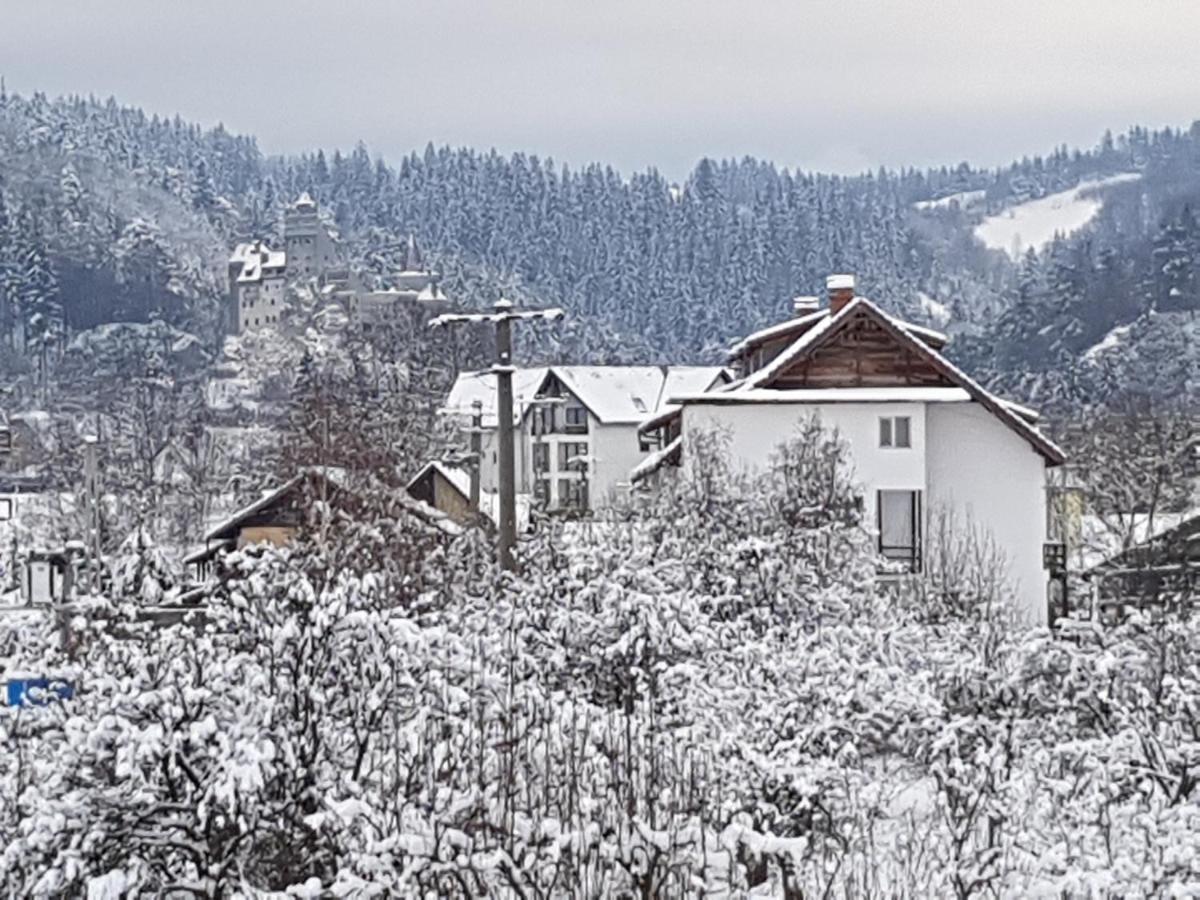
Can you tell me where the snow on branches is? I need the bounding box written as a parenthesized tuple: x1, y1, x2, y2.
(3, 418, 1200, 896)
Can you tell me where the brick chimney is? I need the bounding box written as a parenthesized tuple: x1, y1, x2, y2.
(826, 274, 856, 314)
(791, 295, 820, 317)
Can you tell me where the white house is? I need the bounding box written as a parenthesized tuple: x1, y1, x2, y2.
(635, 275, 1066, 624)
(444, 365, 729, 513)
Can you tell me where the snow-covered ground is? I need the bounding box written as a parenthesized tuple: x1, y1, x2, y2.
(917, 291, 950, 326)
(974, 173, 1141, 258)
(913, 189, 986, 211)
(1082, 322, 1134, 362)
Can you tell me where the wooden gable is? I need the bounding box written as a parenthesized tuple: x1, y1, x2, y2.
(763, 307, 957, 390)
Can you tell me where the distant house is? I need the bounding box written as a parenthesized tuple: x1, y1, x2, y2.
(1087, 510, 1200, 613)
(406, 461, 474, 526)
(185, 468, 461, 584)
(444, 365, 730, 514)
(636, 274, 1066, 624)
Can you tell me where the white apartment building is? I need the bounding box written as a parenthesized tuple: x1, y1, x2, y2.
(444, 365, 729, 513)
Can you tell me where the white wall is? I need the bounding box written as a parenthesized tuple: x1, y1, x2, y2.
(238, 275, 285, 332)
(681, 399, 1050, 624)
(487, 414, 648, 511)
(926, 403, 1048, 624)
(682, 401, 928, 526)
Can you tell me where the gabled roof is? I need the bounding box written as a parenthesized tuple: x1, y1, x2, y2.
(204, 468, 345, 542)
(728, 305, 947, 362)
(727, 309, 828, 360)
(444, 365, 729, 428)
(737, 296, 1064, 465)
(1087, 510, 1200, 573)
(204, 466, 462, 546)
(550, 366, 727, 425)
(630, 436, 683, 484)
(444, 368, 551, 428)
(406, 460, 471, 500)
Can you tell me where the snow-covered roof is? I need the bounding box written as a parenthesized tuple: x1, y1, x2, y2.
(728, 305, 946, 362)
(1082, 510, 1199, 572)
(721, 296, 1065, 465)
(236, 247, 286, 284)
(669, 387, 975, 405)
(727, 309, 827, 359)
(406, 460, 471, 499)
(416, 283, 449, 303)
(444, 368, 551, 428)
(552, 366, 727, 425)
(444, 365, 727, 428)
(630, 436, 682, 483)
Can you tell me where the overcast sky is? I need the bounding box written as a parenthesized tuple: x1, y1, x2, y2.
(4, 1, 1199, 179)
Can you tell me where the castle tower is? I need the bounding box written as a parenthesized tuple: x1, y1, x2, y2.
(284, 192, 338, 282)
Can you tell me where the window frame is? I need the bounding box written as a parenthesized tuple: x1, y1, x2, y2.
(558, 441, 589, 470)
(877, 489, 922, 572)
(879, 415, 912, 449)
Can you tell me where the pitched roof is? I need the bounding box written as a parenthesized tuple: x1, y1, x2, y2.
(444, 365, 728, 427)
(551, 366, 727, 424)
(630, 436, 682, 483)
(204, 468, 346, 542)
(738, 296, 1064, 465)
(406, 460, 471, 500)
(443, 368, 551, 428)
(728, 305, 947, 361)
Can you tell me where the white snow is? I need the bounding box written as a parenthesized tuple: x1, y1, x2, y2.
(918, 292, 951, 326)
(1082, 322, 1134, 361)
(444, 366, 726, 426)
(913, 189, 986, 211)
(974, 173, 1142, 258)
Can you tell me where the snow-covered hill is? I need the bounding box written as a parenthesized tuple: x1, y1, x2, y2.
(974, 173, 1142, 258)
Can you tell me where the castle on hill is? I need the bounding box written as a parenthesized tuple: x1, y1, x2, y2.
(226, 194, 450, 336)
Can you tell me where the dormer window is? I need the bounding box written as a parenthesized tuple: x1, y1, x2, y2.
(879, 416, 911, 449)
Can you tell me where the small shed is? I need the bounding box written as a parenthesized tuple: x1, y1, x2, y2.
(406, 461, 474, 526)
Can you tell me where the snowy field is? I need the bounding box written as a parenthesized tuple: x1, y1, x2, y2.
(974, 173, 1141, 258)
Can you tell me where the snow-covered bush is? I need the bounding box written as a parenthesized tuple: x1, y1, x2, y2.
(4, 418, 1200, 897)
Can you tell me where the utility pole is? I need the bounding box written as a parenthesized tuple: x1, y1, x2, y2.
(82, 432, 101, 593)
(431, 298, 562, 571)
(468, 400, 482, 512)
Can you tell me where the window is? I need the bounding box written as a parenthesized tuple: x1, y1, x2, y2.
(639, 431, 658, 453)
(878, 490, 921, 572)
(0, 429, 11, 453)
(0, 498, 12, 521)
(531, 406, 554, 436)
(558, 442, 588, 470)
(559, 478, 589, 510)
(879, 416, 912, 448)
(532, 442, 550, 473)
(564, 406, 588, 434)
(534, 478, 551, 504)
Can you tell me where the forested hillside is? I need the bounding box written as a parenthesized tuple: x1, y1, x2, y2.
(2, 88, 1199, 412)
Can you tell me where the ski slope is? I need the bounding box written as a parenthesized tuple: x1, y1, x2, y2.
(913, 189, 986, 211)
(974, 173, 1141, 258)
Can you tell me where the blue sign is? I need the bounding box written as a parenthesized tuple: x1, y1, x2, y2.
(5, 678, 74, 707)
